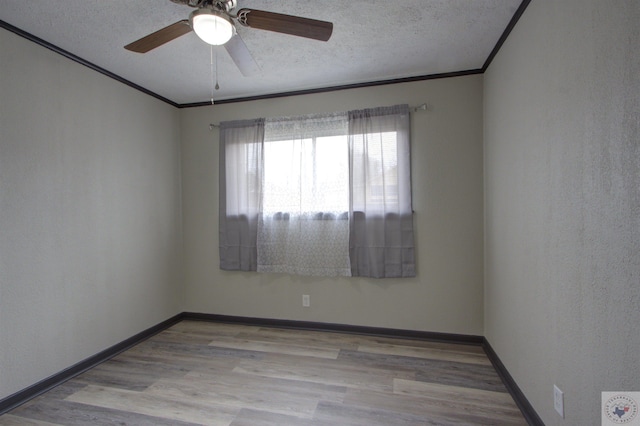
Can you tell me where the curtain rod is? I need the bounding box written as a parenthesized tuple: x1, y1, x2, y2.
(208, 103, 428, 130)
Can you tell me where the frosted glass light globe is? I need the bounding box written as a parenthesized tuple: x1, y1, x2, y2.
(191, 10, 234, 46)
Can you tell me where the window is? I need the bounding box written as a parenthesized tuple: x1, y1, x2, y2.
(350, 131, 401, 211)
(262, 136, 349, 215)
(262, 113, 349, 218)
(219, 105, 415, 278)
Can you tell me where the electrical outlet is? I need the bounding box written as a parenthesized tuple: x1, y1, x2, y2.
(554, 385, 564, 417)
(302, 295, 310, 307)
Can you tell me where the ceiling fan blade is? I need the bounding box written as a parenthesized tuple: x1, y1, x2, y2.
(124, 20, 192, 53)
(236, 9, 333, 42)
(224, 34, 261, 76)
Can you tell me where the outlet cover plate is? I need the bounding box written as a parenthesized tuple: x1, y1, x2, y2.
(554, 384, 564, 417)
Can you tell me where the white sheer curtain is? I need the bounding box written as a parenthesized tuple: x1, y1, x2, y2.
(349, 104, 415, 277)
(218, 119, 264, 271)
(257, 112, 352, 276)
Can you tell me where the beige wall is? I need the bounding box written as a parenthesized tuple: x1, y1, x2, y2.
(181, 76, 485, 335)
(4, 2, 638, 421)
(484, 1, 640, 424)
(0, 30, 183, 400)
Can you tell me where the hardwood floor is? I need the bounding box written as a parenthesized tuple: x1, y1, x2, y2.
(1, 321, 527, 425)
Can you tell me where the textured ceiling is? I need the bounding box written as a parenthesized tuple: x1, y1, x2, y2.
(0, 0, 523, 105)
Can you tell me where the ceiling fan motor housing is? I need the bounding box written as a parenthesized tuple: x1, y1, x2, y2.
(170, 0, 236, 12)
(170, 0, 205, 7)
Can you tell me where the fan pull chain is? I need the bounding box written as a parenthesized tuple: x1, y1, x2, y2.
(215, 50, 220, 91)
(209, 45, 220, 105)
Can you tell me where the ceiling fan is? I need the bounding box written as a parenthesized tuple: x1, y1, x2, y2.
(124, 0, 333, 76)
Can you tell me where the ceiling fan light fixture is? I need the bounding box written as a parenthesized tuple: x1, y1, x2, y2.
(190, 9, 234, 45)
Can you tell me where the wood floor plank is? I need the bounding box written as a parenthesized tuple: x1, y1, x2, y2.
(129, 339, 266, 362)
(73, 355, 191, 391)
(355, 335, 486, 354)
(150, 329, 220, 346)
(0, 415, 63, 426)
(357, 342, 492, 365)
(232, 353, 413, 393)
(152, 321, 262, 346)
(208, 336, 340, 359)
(344, 388, 528, 425)
(229, 408, 313, 426)
(6, 398, 203, 426)
(234, 327, 364, 351)
(168, 321, 261, 337)
(65, 384, 238, 426)
(393, 379, 520, 411)
(145, 377, 318, 419)
(184, 368, 349, 403)
(310, 400, 465, 426)
(338, 349, 508, 392)
(115, 345, 244, 373)
(145, 369, 346, 419)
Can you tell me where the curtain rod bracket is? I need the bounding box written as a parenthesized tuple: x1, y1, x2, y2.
(411, 103, 428, 112)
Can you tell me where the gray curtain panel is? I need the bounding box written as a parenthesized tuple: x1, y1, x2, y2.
(348, 104, 416, 278)
(218, 118, 265, 271)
